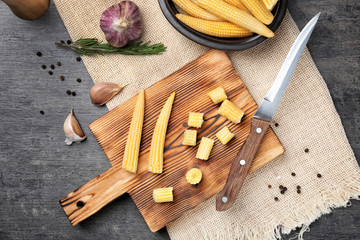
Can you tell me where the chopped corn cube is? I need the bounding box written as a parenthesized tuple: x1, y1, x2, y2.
(153, 187, 173, 203)
(185, 168, 202, 185)
(216, 126, 235, 145)
(188, 112, 204, 128)
(182, 130, 197, 146)
(208, 86, 228, 104)
(218, 100, 244, 124)
(196, 137, 214, 160)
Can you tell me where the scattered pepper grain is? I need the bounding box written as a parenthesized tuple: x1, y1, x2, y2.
(291, 172, 296, 176)
(67, 40, 72, 44)
(76, 78, 81, 83)
(71, 92, 76, 96)
(60, 40, 65, 43)
(305, 148, 309, 153)
(279, 185, 284, 189)
(283, 187, 288, 191)
(57, 62, 61, 66)
(317, 173, 322, 178)
(274, 123, 279, 127)
(76, 57, 81, 62)
(36, 52, 42, 57)
(297, 189, 301, 194)
(268, 185, 272, 189)
(66, 90, 71, 95)
(42, 65, 46, 69)
(274, 197, 279, 201)
(50, 64, 55, 69)
(40, 110, 44, 115)
(297, 185, 301, 189)
(280, 190, 285, 194)
(60, 76, 65, 81)
(48, 71, 53, 75)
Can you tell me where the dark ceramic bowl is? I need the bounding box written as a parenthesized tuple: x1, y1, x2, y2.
(158, 0, 288, 50)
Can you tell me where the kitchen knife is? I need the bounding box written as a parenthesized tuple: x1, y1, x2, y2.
(216, 13, 321, 211)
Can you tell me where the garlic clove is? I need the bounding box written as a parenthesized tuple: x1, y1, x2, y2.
(90, 82, 125, 106)
(100, 1, 143, 47)
(64, 108, 86, 145)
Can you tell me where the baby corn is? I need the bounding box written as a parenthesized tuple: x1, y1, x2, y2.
(173, 0, 223, 21)
(185, 168, 202, 184)
(216, 126, 234, 145)
(208, 86, 228, 104)
(148, 92, 176, 174)
(177, 14, 252, 38)
(196, 137, 215, 160)
(262, 0, 278, 11)
(188, 112, 204, 128)
(240, 0, 274, 25)
(218, 100, 244, 123)
(198, 0, 274, 38)
(153, 187, 173, 203)
(122, 90, 145, 173)
(182, 129, 197, 146)
(223, 0, 250, 13)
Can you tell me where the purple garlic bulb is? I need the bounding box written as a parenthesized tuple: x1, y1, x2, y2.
(100, 1, 143, 48)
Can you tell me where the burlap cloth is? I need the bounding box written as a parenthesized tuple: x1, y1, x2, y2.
(54, 1, 360, 239)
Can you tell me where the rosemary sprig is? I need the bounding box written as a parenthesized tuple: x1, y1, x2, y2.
(54, 38, 167, 56)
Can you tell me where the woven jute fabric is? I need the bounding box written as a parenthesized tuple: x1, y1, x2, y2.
(54, 1, 360, 239)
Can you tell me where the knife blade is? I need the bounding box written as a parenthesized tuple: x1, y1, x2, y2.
(216, 13, 321, 211)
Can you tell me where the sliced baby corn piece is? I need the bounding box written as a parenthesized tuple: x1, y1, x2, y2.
(153, 187, 173, 203)
(196, 137, 215, 160)
(148, 92, 176, 174)
(218, 99, 244, 123)
(198, 0, 274, 38)
(216, 126, 235, 145)
(223, 0, 250, 13)
(262, 0, 278, 11)
(182, 129, 197, 146)
(122, 90, 145, 173)
(240, 0, 274, 25)
(208, 86, 228, 104)
(188, 112, 204, 128)
(186, 168, 202, 185)
(176, 14, 252, 38)
(173, 0, 223, 21)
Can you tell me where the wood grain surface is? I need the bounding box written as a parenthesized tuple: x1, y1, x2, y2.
(60, 50, 284, 232)
(0, 1, 359, 240)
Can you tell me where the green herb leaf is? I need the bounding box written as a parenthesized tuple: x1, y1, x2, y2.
(54, 38, 167, 56)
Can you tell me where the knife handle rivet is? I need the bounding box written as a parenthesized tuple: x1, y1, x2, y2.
(256, 127, 262, 133)
(239, 159, 246, 166)
(222, 197, 228, 203)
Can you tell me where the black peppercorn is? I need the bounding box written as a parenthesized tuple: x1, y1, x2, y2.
(76, 57, 81, 62)
(76, 78, 81, 83)
(71, 92, 76, 96)
(48, 71, 53, 75)
(297, 189, 301, 194)
(274, 197, 279, 201)
(42, 65, 46, 69)
(57, 62, 61, 66)
(291, 172, 296, 176)
(40, 110, 44, 115)
(283, 187, 288, 191)
(67, 40, 72, 44)
(36, 52, 42, 57)
(60, 76, 65, 81)
(268, 185, 272, 189)
(50, 64, 55, 69)
(280, 190, 285, 194)
(305, 148, 309, 153)
(274, 123, 279, 127)
(279, 185, 284, 189)
(60, 40, 65, 43)
(297, 185, 301, 189)
(317, 173, 322, 178)
(66, 90, 71, 95)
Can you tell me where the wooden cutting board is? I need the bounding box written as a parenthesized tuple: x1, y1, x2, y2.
(60, 50, 284, 232)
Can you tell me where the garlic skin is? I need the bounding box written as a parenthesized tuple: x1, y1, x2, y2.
(64, 109, 86, 145)
(90, 82, 124, 106)
(100, 1, 143, 48)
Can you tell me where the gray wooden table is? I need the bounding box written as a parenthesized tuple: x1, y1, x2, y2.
(0, 1, 359, 239)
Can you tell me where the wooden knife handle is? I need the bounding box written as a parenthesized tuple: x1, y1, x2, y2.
(216, 118, 270, 211)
